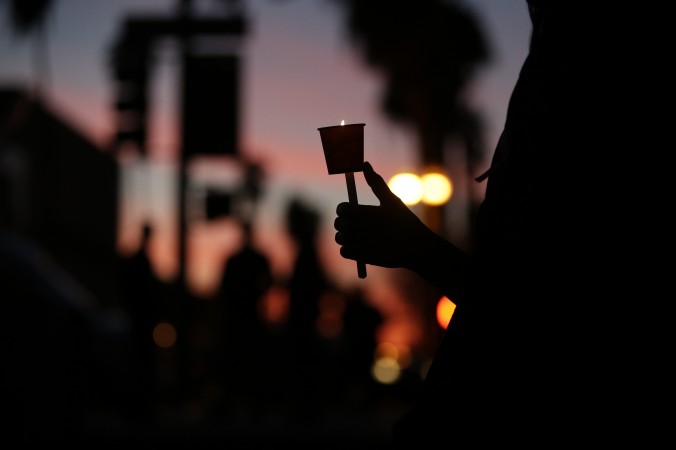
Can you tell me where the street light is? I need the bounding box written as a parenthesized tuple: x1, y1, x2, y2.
(388, 172, 423, 205)
(421, 169, 453, 206)
(388, 169, 453, 206)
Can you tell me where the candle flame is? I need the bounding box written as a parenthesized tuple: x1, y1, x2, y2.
(341, 120, 345, 126)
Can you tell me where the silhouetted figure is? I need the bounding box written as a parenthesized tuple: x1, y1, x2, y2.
(340, 287, 384, 409)
(214, 218, 272, 419)
(285, 199, 327, 349)
(283, 197, 333, 420)
(120, 223, 160, 422)
(334, 2, 666, 447)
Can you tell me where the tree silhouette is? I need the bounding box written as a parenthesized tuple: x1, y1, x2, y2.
(1, 0, 55, 96)
(337, 0, 489, 241)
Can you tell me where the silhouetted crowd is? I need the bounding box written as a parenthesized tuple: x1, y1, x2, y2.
(113, 196, 405, 434)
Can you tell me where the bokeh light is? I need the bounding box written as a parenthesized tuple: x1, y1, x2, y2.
(436, 296, 456, 329)
(153, 322, 177, 348)
(371, 342, 414, 384)
(421, 171, 453, 206)
(371, 355, 401, 384)
(388, 172, 423, 205)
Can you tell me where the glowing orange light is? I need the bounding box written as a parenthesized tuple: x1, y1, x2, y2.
(316, 291, 346, 338)
(153, 322, 177, 348)
(259, 285, 290, 326)
(436, 296, 456, 329)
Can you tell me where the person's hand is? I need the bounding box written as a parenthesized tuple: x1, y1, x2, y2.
(334, 161, 435, 270)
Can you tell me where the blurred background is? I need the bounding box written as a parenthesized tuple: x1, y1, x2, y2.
(0, 0, 530, 447)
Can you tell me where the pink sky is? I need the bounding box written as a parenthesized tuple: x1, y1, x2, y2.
(0, 0, 531, 347)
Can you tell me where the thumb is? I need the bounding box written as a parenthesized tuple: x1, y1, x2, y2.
(362, 161, 401, 207)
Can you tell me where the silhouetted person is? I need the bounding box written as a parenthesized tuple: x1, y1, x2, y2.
(285, 199, 327, 349)
(340, 287, 384, 408)
(120, 223, 159, 422)
(334, 2, 665, 447)
(283, 197, 333, 420)
(215, 218, 272, 419)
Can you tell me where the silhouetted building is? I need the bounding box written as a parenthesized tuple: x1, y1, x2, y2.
(0, 86, 123, 444)
(0, 86, 120, 306)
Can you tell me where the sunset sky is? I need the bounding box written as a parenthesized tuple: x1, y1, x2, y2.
(0, 0, 531, 308)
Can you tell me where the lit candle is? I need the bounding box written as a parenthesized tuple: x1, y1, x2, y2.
(317, 121, 367, 279)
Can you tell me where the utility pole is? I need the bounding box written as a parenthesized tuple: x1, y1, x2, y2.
(110, 0, 248, 403)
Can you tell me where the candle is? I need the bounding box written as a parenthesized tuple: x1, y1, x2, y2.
(317, 122, 366, 175)
(317, 121, 367, 279)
